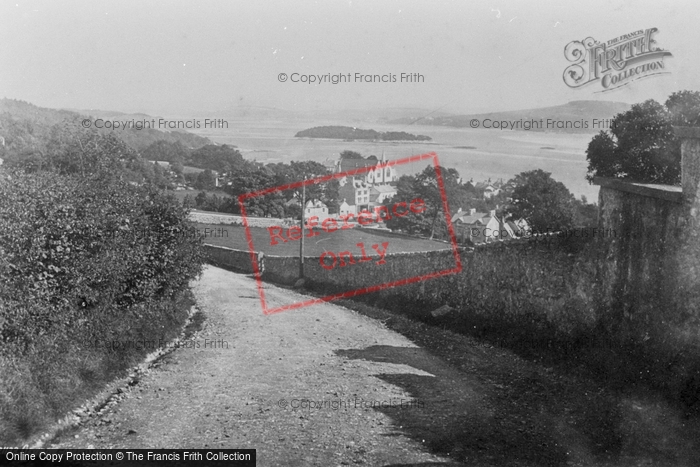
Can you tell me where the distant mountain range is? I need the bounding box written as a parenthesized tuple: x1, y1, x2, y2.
(388, 100, 631, 133)
(193, 105, 456, 123)
(193, 101, 631, 133)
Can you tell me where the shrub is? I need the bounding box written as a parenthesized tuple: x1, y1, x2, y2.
(0, 167, 204, 444)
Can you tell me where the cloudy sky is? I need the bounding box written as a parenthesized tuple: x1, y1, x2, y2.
(1, 0, 697, 115)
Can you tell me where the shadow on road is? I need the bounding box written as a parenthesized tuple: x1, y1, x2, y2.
(336, 345, 570, 467)
(337, 340, 700, 467)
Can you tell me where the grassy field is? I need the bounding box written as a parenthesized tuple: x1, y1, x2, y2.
(193, 223, 452, 256)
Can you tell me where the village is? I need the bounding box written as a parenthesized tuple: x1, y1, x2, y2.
(171, 150, 534, 246)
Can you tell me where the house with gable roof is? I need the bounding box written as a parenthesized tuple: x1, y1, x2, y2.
(335, 153, 398, 215)
(451, 208, 520, 244)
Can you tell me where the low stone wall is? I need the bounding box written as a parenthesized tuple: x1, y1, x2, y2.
(202, 244, 261, 274)
(189, 210, 293, 228)
(203, 232, 597, 340)
(261, 248, 461, 288)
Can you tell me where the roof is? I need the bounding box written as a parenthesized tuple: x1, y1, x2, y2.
(371, 185, 396, 194)
(451, 211, 492, 225)
(305, 199, 326, 208)
(338, 158, 376, 174)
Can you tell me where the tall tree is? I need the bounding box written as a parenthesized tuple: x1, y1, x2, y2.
(384, 165, 464, 239)
(504, 169, 576, 232)
(586, 90, 700, 185)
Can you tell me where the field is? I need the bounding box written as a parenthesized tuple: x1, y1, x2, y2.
(192, 223, 452, 257)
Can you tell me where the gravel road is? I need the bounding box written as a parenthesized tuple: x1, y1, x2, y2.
(49, 265, 700, 466)
(49, 265, 473, 466)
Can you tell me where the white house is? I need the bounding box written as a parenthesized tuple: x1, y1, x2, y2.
(304, 199, 328, 218)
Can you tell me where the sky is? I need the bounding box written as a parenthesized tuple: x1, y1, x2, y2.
(1, 0, 698, 115)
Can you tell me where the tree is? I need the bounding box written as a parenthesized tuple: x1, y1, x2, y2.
(666, 90, 700, 126)
(194, 169, 217, 190)
(189, 144, 244, 172)
(223, 163, 286, 217)
(140, 140, 190, 164)
(504, 170, 576, 232)
(586, 90, 700, 185)
(267, 160, 340, 214)
(339, 150, 363, 160)
(572, 195, 599, 227)
(384, 165, 465, 239)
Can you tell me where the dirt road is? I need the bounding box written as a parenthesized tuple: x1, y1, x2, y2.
(50, 266, 475, 465)
(50, 265, 700, 466)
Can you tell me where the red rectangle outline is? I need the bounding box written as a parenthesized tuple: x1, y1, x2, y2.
(238, 152, 463, 314)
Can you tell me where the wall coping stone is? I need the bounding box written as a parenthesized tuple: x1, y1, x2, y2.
(593, 176, 682, 203)
(674, 126, 700, 139)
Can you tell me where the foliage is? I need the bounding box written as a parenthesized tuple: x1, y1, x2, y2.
(141, 140, 191, 164)
(340, 150, 364, 160)
(586, 90, 700, 185)
(666, 90, 700, 126)
(188, 144, 244, 172)
(0, 98, 209, 157)
(0, 170, 204, 349)
(194, 169, 217, 190)
(504, 170, 576, 232)
(572, 196, 599, 227)
(192, 190, 237, 213)
(0, 131, 204, 443)
(268, 160, 340, 214)
(384, 165, 468, 239)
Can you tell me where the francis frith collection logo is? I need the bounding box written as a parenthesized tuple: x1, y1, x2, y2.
(563, 27, 672, 92)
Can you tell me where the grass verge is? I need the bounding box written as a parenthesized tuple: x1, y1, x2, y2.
(0, 290, 199, 446)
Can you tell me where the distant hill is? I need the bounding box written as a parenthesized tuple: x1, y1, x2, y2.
(295, 125, 432, 141)
(0, 99, 210, 154)
(389, 100, 631, 133)
(202, 105, 455, 124)
(68, 108, 154, 120)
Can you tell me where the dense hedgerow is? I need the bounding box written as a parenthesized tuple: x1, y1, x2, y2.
(0, 168, 204, 444)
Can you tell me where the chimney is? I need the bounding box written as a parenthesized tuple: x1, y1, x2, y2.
(489, 210, 496, 217)
(470, 208, 476, 215)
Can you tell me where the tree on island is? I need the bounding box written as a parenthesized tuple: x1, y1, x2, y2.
(586, 90, 700, 185)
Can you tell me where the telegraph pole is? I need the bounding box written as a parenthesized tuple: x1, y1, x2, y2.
(299, 181, 305, 279)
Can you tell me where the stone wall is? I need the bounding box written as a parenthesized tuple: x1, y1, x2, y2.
(189, 210, 294, 228)
(202, 244, 261, 274)
(593, 127, 700, 349)
(206, 232, 597, 340)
